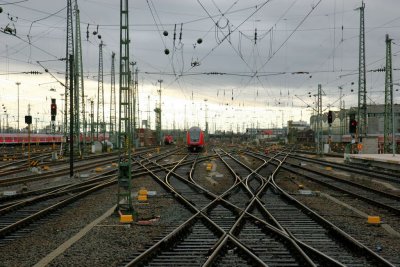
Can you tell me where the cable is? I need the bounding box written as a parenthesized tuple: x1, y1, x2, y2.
(256, 0, 323, 74)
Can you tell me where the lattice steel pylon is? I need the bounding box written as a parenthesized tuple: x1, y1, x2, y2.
(90, 99, 94, 143)
(129, 64, 137, 146)
(74, 0, 85, 156)
(357, 1, 367, 140)
(97, 40, 104, 143)
(117, 0, 134, 215)
(64, 0, 74, 142)
(155, 79, 162, 145)
(134, 67, 139, 144)
(316, 84, 323, 156)
(110, 52, 116, 140)
(384, 34, 393, 153)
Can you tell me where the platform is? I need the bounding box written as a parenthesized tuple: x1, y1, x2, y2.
(347, 153, 400, 171)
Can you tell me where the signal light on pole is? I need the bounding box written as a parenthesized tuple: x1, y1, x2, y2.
(51, 98, 57, 121)
(349, 119, 357, 134)
(328, 110, 333, 124)
(51, 99, 57, 115)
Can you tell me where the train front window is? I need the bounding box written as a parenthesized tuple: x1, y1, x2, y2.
(190, 130, 200, 140)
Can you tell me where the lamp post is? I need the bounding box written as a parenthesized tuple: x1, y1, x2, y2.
(16, 82, 21, 131)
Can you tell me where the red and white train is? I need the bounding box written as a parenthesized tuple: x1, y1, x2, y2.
(0, 133, 109, 145)
(186, 126, 205, 152)
(164, 134, 174, 145)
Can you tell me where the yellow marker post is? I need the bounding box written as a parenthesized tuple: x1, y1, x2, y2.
(367, 216, 381, 224)
(119, 211, 133, 223)
(138, 188, 148, 201)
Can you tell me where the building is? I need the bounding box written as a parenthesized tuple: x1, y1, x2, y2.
(309, 104, 400, 151)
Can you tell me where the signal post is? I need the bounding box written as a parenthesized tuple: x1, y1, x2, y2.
(51, 99, 57, 161)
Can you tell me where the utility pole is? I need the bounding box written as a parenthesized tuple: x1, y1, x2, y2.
(110, 52, 116, 142)
(117, 0, 134, 217)
(384, 34, 393, 154)
(316, 84, 323, 156)
(339, 87, 345, 136)
(135, 67, 139, 138)
(74, 0, 84, 156)
(147, 95, 151, 129)
(356, 1, 367, 142)
(69, 54, 74, 177)
(129, 62, 137, 147)
(97, 40, 104, 147)
(16, 82, 20, 131)
(204, 99, 208, 140)
(65, 0, 74, 141)
(90, 99, 94, 143)
(155, 79, 162, 145)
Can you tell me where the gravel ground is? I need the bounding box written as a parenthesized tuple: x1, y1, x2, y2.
(275, 170, 400, 266)
(3, 149, 400, 266)
(0, 170, 192, 267)
(49, 174, 192, 267)
(0, 184, 118, 267)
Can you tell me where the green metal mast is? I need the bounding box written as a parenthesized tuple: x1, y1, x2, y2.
(316, 84, 323, 156)
(97, 40, 104, 144)
(155, 79, 162, 145)
(129, 63, 136, 147)
(110, 52, 116, 140)
(133, 67, 139, 146)
(90, 99, 94, 143)
(117, 0, 134, 214)
(65, 0, 74, 142)
(74, 0, 84, 156)
(384, 34, 393, 153)
(357, 1, 367, 141)
(339, 87, 345, 136)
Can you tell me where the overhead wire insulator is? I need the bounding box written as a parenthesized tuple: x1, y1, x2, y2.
(173, 24, 176, 47)
(179, 23, 183, 42)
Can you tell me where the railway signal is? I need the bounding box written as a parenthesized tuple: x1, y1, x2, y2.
(50, 98, 57, 121)
(25, 115, 32, 125)
(349, 118, 357, 134)
(327, 110, 333, 125)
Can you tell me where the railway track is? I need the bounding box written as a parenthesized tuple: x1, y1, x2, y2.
(0, 146, 397, 265)
(254, 151, 400, 216)
(0, 176, 115, 245)
(290, 153, 400, 184)
(283, 157, 400, 213)
(122, 149, 394, 266)
(0, 148, 186, 244)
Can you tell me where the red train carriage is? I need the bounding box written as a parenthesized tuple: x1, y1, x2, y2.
(164, 134, 174, 145)
(186, 126, 205, 152)
(0, 133, 64, 144)
(0, 133, 109, 145)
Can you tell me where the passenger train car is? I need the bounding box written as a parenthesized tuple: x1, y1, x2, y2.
(186, 126, 205, 152)
(0, 133, 64, 144)
(164, 134, 174, 145)
(0, 133, 109, 145)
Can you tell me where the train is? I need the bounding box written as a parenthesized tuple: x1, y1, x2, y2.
(164, 134, 174, 145)
(0, 133, 109, 145)
(186, 126, 205, 152)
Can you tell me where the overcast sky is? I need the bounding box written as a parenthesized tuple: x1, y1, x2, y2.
(1, 0, 400, 132)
